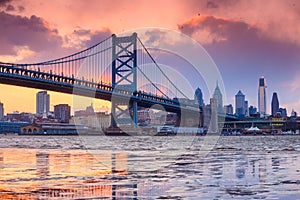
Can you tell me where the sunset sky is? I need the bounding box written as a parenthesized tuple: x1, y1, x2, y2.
(1, 0, 300, 115)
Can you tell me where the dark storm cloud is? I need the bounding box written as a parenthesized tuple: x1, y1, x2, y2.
(0, 0, 25, 12)
(5, 4, 14, 11)
(178, 15, 300, 71)
(179, 15, 259, 44)
(0, 0, 11, 7)
(0, 11, 63, 55)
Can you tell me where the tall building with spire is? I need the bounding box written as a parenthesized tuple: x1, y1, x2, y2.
(271, 92, 279, 117)
(213, 82, 223, 113)
(258, 76, 267, 115)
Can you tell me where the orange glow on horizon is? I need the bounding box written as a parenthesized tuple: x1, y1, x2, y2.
(0, 84, 111, 114)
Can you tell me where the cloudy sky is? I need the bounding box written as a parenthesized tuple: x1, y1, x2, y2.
(0, 0, 300, 115)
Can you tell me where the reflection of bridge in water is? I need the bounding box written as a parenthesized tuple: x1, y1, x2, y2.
(0, 148, 138, 199)
(1, 141, 299, 199)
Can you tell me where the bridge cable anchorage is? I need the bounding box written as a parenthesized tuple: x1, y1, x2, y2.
(137, 36, 189, 100)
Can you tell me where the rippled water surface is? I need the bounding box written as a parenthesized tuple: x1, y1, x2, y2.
(0, 135, 299, 199)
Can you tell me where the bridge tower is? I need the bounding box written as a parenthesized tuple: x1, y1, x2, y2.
(111, 33, 138, 127)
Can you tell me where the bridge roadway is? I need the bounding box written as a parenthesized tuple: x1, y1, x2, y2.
(0, 63, 202, 115)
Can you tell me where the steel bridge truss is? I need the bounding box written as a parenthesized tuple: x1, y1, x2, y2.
(111, 33, 138, 127)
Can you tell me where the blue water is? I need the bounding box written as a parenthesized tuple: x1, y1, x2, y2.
(0, 135, 299, 199)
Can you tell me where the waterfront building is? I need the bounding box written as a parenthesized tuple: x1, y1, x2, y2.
(6, 111, 20, 122)
(258, 76, 267, 115)
(271, 92, 279, 117)
(235, 90, 245, 117)
(224, 104, 233, 115)
(149, 110, 168, 125)
(54, 104, 71, 123)
(6, 112, 34, 123)
(0, 121, 28, 134)
(0, 102, 3, 120)
(194, 87, 203, 108)
(137, 108, 151, 124)
(20, 123, 86, 135)
(20, 124, 42, 134)
(249, 106, 257, 115)
(213, 82, 223, 113)
(36, 91, 50, 116)
(70, 111, 110, 130)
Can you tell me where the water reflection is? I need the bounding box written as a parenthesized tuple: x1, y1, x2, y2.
(0, 136, 299, 199)
(36, 153, 49, 178)
(0, 148, 136, 199)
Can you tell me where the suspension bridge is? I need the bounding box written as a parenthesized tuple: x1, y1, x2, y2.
(0, 33, 226, 128)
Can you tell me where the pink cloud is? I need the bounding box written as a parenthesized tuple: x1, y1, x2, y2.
(0, 11, 62, 56)
(178, 15, 259, 45)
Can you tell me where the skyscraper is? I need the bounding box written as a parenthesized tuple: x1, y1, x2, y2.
(209, 97, 218, 133)
(235, 90, 245, 117)
(224, 104, 233, 114)
(54, 104, 71, 123)
(36, 91, 50, 116)
(213, 82, 223, 113)
(194, 87, 203, 108)
(271, 92, 279, 117)
(244, 100, 249, 117)
(0, 102, 4, 120)
(258, 76, 267, 115)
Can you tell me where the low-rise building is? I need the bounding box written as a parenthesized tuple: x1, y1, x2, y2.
(0, 121, 29, 134)
(70, 112, 111, 130)
(20, 123, 88, 135)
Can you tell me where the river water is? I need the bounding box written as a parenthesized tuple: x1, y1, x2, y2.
(0, 135, 299, 199)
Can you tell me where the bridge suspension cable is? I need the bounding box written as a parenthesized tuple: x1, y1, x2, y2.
(136, 36, 189, 100)
(1, 33, 191, 105)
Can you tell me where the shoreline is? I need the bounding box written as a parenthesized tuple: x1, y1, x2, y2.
(0, 133, 299, 136)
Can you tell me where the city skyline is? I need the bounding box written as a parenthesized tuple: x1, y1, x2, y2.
(0, 1, 300, 115)
(0, 83, 293, 118)
(0, 74, 296, 117)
